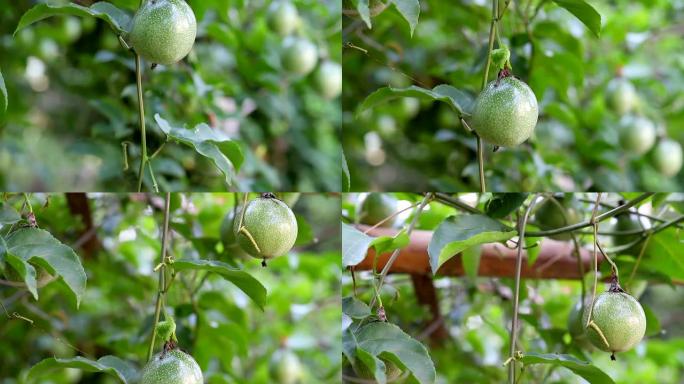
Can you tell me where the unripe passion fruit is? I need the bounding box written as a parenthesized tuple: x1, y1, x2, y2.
(281, 37, 318, 76)
(612, 213, 644, 256)
(606, 78, 638, 116)
(534, 196, 581, 241)
(314, 61, 342, 99)
(651, 139, 683, 177)
(140, 349, 203, 384)
(581, 291, 646, 355)
(619, 115, 655, 155)
(471, 76, 539, 147)
(128, 0, 197, 65)
(567, 299, 593, 350)
(268, 1, 299, 36)
(357, 193, 397, 227)
(233, 196, 298, 261)
(269, 349, 305, 384)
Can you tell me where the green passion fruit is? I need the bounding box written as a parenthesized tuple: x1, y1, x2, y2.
(619, 115, 656, 155)
(268, 1, 299, 36)
(567, 299, 593, 350)
(128, 0, 197, 65)
(651, 139, 683, 177)
(314, 61, 342, 99)
(140, 349, 203, 384)
(606, 78, 639, 116)
(612, 213, 644, 256)
(471, 76, 539, 147)
(357, 193, 398, 227)
(582, 291, 646, 357)
(233, 195, 298, 263)
(534, 196, 581, 241)
(269, 349, 305, 384)
(281, 37, 318, 76)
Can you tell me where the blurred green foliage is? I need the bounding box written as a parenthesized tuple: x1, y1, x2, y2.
(0, 192, 341, 383)
(342, 1, 684, 192)
(0, 0, 341, 191)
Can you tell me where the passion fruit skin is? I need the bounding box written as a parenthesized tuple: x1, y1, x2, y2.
(606, 78, 638, 116)
(281, 37, 318, 76)
(140, 349, 203, 384)
(534, 197, 581, 241)
(582, 291, 646, 354)
(233, 197, 298, 260)
(471, 76, 539, 147)
(357, 193, 398, 227)
(619, 115, 656, 155)
(268, 1, 299, 36)
(269, 349, 306, 384)
(128, 0, 197, 65)
(652, 139, 683, 177)
(314, 61, 343, 99)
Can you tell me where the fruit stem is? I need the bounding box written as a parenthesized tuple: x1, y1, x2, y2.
(147, 192, 172, 361)
(135, 53, 148, 192)
(477, 135, 486, 193)
(508, 193, 540, 384)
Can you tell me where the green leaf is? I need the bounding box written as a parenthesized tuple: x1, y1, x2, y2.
(342, 296, 372, 319)
(0, 203, 21, 224)
(356, 0, 372, 28)
(0, 70, 6, 118)
(359, 85, 473, 117)
(389, 0, 420, 36)
(351, 322, 436, 384)
(520, 353, 615, 384)
(642, 303, 661, 337)
(28, 356, 138, 384)
(172, 259, 267, 310)
(485, 193, 528, 219)
(551, 0, 602, 38)
(427, 214, 515, 274)
(356, 348, 389, 384)
(461, 245, 481, 280)
(342, 222, 374, 267)
(371, 231, 409, 256)
(15, 2, 131, 36)
(342, 151, 351, 192)
(294, 214, 313, 247)
(6, 253, 38, 299)
(155, 114, 244, 187)
(6, 228, 86, 307)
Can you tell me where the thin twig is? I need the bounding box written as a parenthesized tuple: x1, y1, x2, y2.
(147, 192, 172, 361)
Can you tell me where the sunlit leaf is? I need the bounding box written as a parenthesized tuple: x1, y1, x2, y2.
(28, 356, 138, 384)
(15, 2, 131, 35)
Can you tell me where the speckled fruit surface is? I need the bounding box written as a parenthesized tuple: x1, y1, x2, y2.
(357, 193, 397, 227)
(619, 115, 655, 155)
(233, 197, 298, 260)
(652, 139, 683, 177)
(582, 291, 646, 353)
(314, 61, 342, 99)
(471, 77, 539, 147)
(140, 349, 202, 384)
(281, 37, 318, 75)
(268, 1, 299, 36)
(129, 0, 197, 65)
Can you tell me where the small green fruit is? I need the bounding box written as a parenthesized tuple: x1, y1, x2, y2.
(281, 37, 318, 76)
(567, 299, 593, 350)
(141, 349, 203, 384)
(619, 115, 655, 155)
(606, 78, 638, 116)
(612, 213, 644, 256)
(534, 196, 581, 241)
(268, 1, 299, 36)
(471, 77, 539, 147)
(128, 0, 197, 65)
(582, 291, 646, 355)
(357, 193, 397, 227)
(269, 349, 305, 384)
(314, 61, 342, 99)
(233, 196, 298, 261)
(220, 211, 238, 246)
(651, 139, 683, 177)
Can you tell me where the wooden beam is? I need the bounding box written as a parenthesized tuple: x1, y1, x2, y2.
(353, 225, 602, 280)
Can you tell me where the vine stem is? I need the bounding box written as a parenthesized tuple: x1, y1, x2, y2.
(147, 192, 172, 361)
(135, 53, 149, 192)
(585, 193, 602, 329)
(369, 193, 432, 309)
(508, 193, 540, 384)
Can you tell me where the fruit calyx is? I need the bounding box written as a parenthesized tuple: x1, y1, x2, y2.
(159, 340, 178, 360)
